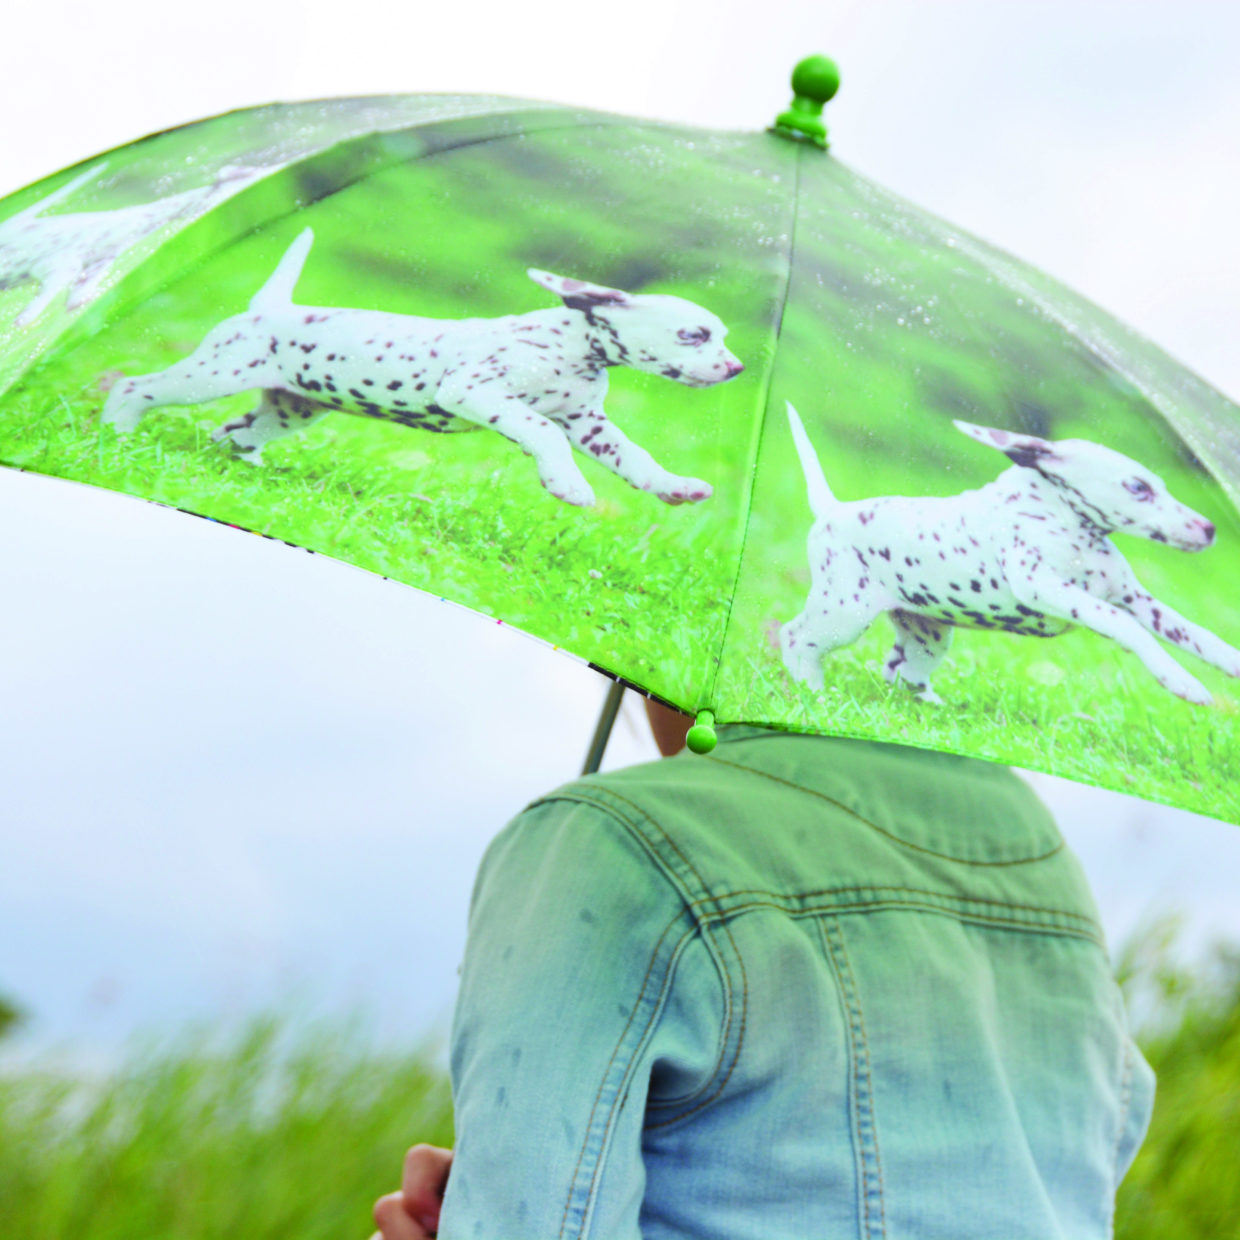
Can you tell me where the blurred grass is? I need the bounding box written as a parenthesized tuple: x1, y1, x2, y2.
(0, 1016, 452, 1240)
(1, 920, 1238, 1239)
(1115, 921, 1240, 1240)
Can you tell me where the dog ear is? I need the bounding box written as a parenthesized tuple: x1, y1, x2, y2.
(527, 269, 631, 310)
(953, 421, 1061, 470)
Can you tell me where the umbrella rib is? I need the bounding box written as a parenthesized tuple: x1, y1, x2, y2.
(705, 141, 806, 713)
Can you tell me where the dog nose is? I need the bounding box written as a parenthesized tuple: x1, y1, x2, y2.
(723, 359, 744, 377)
(1201, 520, 1216, 544)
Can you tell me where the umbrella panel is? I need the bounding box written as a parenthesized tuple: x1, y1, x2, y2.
(714, 154, 1239, 821)
(2, 97, 1237, 822)
(1, 117, 795, 712)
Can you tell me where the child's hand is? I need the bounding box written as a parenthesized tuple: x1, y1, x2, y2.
(371, 1143, 454, 1240)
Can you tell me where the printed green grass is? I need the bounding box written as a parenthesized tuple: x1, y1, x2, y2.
(725, 620, 1239, 822)
(2, 367, 736, 708)
(3, 117, 1237, 821)
(6, 355, 1237, 822)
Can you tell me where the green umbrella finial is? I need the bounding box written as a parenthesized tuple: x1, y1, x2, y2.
(772, 55, 841, 150)
(686, 710, 717, 755)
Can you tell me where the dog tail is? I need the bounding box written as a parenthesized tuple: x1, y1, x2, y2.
(249, 228, 313, 312)
(786, 402, 835, 518)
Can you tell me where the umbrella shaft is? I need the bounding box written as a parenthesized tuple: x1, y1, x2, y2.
(582, 680, 625, 775)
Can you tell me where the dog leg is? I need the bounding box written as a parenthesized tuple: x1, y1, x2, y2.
(211, 389, 331, 463)
(1111, 583, 1240, 680)
(560, 411, 711, 505)
(102, 320, 275, 432)
(1015, 573, 1213, 704)
(780, 550, 883, 688)
(436, 389, 595, 506)
(884, 610, 953, 704)
(780, 610, 827, 685)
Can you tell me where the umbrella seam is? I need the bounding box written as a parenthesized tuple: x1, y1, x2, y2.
(704, 140, 805, 710)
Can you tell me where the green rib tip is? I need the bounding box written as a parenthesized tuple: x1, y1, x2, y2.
(686, 710, 717, 755)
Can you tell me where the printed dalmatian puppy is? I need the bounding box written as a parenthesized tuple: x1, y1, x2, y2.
(102, 229, 743, 506)
(0, 162, 260, 326)
(780, 401, 1240, 704)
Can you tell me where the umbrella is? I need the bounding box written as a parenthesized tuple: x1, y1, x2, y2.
(1, 58, 1236, 823)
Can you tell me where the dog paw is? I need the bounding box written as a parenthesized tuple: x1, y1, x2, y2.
(781, 652, 822, 688)
(548, 478, 595, 507)
(99, 388, 143, 433)
(915, 687, 944, 706)
(99, 408, 141, 434)
(211, 423, 266, 464)
(1166, 671, 1213, 706)
(656, 476, 713, 505)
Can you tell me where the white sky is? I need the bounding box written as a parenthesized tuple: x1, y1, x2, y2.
(1, 0, 1238, 1058)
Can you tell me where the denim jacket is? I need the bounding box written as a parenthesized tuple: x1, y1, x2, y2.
(440, 728, 1154, 1239)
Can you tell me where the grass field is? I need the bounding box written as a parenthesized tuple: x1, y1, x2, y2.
(2, 944, 1237, 1240)
(0, 1017, 452, 1240)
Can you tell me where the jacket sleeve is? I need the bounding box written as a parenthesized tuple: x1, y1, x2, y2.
(437, 794, 721, 1240)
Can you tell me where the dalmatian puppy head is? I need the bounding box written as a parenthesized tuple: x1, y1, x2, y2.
(955, 421, 1216, 551)
(528, 269, 744, 387)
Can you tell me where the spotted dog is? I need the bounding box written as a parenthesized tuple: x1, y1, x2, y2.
(102, 229, 743, 506)
(780, 401, 1240, 705)
(0, 163, 260, 327)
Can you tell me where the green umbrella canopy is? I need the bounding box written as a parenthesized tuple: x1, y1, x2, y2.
(1, 61, 1237, 822)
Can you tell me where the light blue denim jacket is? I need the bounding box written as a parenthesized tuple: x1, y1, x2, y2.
(440, 729, 1154, 1239)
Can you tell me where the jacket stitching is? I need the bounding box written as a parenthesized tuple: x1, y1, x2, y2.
(556, 906, 687, 1240)
(546, 790, 751, 1174)
(644, 922, 749, 1129)
(535, 784, 1096, 1233)
(703, 752, 1064, 867)
(697, 895, 1102, 945)
(580, 803, 740, 1105)
(643, 927, 736, 1116)
(821, 916, 887, 1238)
(550, 795, 745, 1238)
(525, 796, 1101, 938)
(547, 793, 742, 1131)
(681, 884, 1100, 937)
